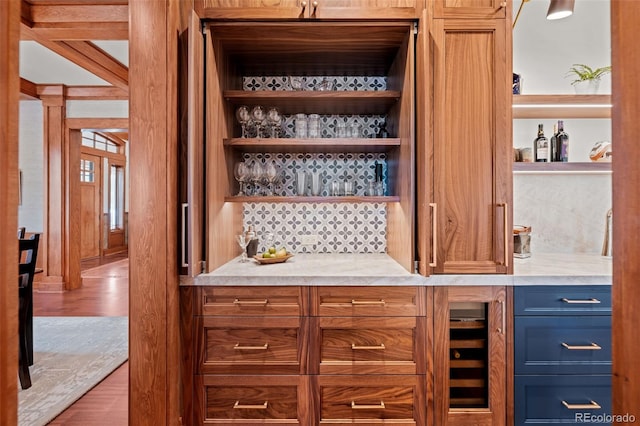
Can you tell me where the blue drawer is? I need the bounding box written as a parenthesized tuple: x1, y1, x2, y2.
(515, 375, 611, 425)
(515, 316, 611, 375)
(515, 286, 611, 316)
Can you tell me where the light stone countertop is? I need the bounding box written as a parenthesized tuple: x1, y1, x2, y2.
(183, 252, 612, 286)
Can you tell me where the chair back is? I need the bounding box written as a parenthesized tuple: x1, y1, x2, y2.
(19, 234, 40, 289)
(17, 227, 26, 238)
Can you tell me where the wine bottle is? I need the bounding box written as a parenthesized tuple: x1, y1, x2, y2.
(550, 124, 558, 162)
(533, 124, 549, 162)
(557, 120, 569, 162)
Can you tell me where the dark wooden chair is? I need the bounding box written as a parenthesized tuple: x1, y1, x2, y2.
(17, 227, 25, 238)
(18, 234, 40, 390)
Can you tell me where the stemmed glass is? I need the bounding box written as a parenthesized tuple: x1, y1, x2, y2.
(236, 234, 250, 262)
(249, 161, 264, 196)
(264, 161, 278, 196)
(234, 161, 248, 196)
(235, 106, 251, 138)
(251, 106, 267, 138)
(266, 107, 282, 138)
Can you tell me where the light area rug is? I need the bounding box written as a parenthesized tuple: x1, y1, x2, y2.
(18, 316, 128, 426)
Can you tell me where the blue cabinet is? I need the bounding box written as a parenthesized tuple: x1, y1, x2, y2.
(513, 286, 612, 425)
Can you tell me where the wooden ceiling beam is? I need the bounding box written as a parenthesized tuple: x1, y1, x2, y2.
(21, 24, 128, 90)
(20, 78, 39, 100)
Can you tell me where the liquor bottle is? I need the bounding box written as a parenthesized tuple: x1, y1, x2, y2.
(549, 124, 559, 162)
(557, 120, 570, 162)
(533, 124, 549, 162)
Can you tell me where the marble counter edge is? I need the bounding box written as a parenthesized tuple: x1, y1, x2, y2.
(180, 274, 611, 286)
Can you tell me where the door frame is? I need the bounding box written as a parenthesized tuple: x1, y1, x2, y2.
(80, 151, 103, 259)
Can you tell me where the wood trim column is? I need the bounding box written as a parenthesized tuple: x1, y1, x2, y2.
(611, 0, 640, 419)
(0, 0, 20, 423)
(129, 0, 186, 424)
(39, 86, 69, 291)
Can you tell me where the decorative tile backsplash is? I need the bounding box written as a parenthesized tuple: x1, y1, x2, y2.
(241, 152, 387, 197)
(243, 76, 387, 92)
(243, 202, 387, 254)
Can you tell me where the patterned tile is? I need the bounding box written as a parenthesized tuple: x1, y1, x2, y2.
(243, 76, 387, 91)
(243, 202, 387, 254)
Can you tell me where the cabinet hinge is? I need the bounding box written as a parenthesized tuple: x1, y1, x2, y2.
(200, 260, 206, 274)
(413, 22, 418, 35)
(414, 260, 420, 274)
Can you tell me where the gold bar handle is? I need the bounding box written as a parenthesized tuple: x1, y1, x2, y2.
(233, 401, 268, 410)
(234, 343, 269, 350)
(562, 400, 601, 410)
(501, 203, 509, 268)
(351, 343, 386, 350)
(497, 300, 505, 334)
(233, 298, 268, 306)
(351, 299, 385, 306)
(429, 203, 437, 267)
(351, 401, 386, 410)
(561, 342, 602, 350)
(561, 298, 601, 304)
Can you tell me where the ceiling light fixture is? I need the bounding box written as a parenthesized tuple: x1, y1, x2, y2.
(547, 0, 575, 20)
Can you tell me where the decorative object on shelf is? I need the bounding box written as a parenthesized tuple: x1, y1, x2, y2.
(566, 64, 611, 94)
(589, 140, 612, 162)
(513, 225, 532, 258)
(315, 77, 335, 91)
(513, 73, 522, 95)
(376, 120, 389, 138)
(288, 76, 304, 91)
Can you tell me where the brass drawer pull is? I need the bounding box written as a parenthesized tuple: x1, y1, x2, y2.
(234, 343, 269, 350)
(233, 401, 268, 410)
(351, 343, 386, 350)
(562, 400, 601, 410)
(561, 342, 602, 350)
(351, 299, 385, 306)
(233, 298, 268, 306)
(561, 298, 601, 304)
(351, 401, 386, 410)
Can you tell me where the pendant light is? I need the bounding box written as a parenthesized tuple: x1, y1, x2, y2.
(547, 0, 575, 20)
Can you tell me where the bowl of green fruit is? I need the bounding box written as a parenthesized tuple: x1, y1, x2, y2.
(254, 246, 293, 264)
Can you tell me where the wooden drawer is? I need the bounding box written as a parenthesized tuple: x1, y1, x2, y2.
(197, 375, 308, 425)
(314, 375, 425, 425)
(198, 316, 307, 375)
(200, 286, 307, 316)
(312, 286, 424, 317)
(515, 316, 611, 375)
(514, 375, 611, 425)
(313, 316, 424, 375)
(514, 286, 611, 316)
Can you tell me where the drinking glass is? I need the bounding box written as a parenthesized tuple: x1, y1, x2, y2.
(251, 106, 267, 138)
(264, 161, 278, 196)
(233, 161, 248, 196)
(235, 106, 251, 138)
(266, 107, 282, 138)
(236, 234, 250, 262)
(249, 161, 264, 196)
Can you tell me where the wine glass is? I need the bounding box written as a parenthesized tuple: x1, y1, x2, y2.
(266, 107, 282, 138)
(251, 106, 267, 138)
(235, 106, 251, 138)
(236, 234, 250, 262)
(264, 161, 278, 196)
(233, 161, 248, 196)
(249, 160, 264, 196)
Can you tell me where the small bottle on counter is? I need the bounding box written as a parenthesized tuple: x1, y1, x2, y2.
(557, 120, 570, 162)
(245, 225, 259, 258)
(533, 123, 549, 162)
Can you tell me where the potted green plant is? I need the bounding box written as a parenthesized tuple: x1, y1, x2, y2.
(566, 64, 612, 94)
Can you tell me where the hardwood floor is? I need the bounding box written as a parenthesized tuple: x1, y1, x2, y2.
(33, 258, 129, 425)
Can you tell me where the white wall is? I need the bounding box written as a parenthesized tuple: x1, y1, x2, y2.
(512, 0, 611, 254)
(18, 101, 44, 232)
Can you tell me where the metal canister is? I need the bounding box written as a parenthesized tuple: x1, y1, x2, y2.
(513, 225, 531, 258)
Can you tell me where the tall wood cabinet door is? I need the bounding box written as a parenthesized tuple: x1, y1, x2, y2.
(433, 0, 508, 19)
(196, 0, 306, 19)
(179, 11, 205, 277)
(433, 286, 507, 426)
(310, 0, 423, 19)
(429, 18, 512, 274)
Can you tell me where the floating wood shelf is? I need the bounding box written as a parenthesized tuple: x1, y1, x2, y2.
(224, 90, 401, 115)
(513, 162, 611, 172)
(512, 94, 612, 119)
(224, 195, 400, 203)
(224, 137, 401, 154)
(450, 320, 485, 329)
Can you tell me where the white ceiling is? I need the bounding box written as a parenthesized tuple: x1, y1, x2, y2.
(19, 40, 129, 86)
